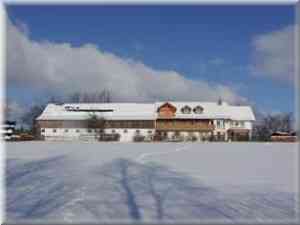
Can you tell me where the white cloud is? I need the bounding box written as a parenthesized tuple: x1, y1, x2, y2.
(251, 25, 295, 83)
(6, 19, 246, 104)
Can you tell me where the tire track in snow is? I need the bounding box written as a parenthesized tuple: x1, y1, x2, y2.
(136, 144, 191, 164)
(62, 186, 88, 222)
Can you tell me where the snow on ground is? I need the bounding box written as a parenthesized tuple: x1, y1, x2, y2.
(5, 142, 299, 223)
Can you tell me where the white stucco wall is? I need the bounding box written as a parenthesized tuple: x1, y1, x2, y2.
(41, 120, 253, 142)
(42, 128, 155, 142)
(213, 120, 227, 138)
(164, 131, 212, 142)
(212, 120, 253, 141)
(105, 128, 154, 142)
(43, 128, 96, 141)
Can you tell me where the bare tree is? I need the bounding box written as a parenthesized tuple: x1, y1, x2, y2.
(48, 96, 63, 104)
(253, 112, 294, 141)
(21, 95, 63, 134)
(22, 105, 45, 135)
(67, 90, 112, 103)
(69, 92, 81, 103)
(4, 104, 11, 121)
(87, 113, 106, 140)
(103, 89, 111, 103)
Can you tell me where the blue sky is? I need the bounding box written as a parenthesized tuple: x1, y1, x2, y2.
(6, 5, 296, 115)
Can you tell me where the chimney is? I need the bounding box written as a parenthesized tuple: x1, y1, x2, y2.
(217, 97, 222, 106)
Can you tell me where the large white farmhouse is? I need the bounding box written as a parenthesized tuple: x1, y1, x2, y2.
(36, 101, 255, 142)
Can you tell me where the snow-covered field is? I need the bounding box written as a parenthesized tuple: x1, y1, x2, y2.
(5, 142, 299, 223)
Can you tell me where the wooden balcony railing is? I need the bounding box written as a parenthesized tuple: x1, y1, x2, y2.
(156, 122, 214, 131)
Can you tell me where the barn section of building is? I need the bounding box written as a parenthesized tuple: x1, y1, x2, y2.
(36, 103, 155, 142)
(35, 101, 255, 142)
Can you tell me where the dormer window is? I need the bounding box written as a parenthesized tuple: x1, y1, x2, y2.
(181, 105, 192, 114)
(193, 105, 204, 114)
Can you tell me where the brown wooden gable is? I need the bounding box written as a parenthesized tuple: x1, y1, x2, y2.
(157, 102, 177, 118)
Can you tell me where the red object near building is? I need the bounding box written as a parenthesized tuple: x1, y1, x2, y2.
(270, 132, 298, 142)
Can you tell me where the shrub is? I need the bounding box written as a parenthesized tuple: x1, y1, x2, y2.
(191, 136, 198, 142)
(100, 133, 120, 142)
(170, 135, 184, 142)
(153, 134, 166, 142)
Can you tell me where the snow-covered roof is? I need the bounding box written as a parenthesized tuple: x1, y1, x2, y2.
(155, 102, 255, 121)
(36, 103, 156, 121)
(36, 101, 255, 121)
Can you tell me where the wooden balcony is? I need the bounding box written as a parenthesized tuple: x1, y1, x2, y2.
(156, 120, 214, 131)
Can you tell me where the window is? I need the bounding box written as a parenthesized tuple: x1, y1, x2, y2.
(124, 129, 128, 133)
(65, 106, 71, 111)
(216, 120, 225, 129)
(235, 121, 239, 127)
(193, 106, 204, 114)
(41, 129, 45, 133)
(76, 129, 80, 133)
(112, 129, 116, 133)
(148, 130, 152, 134)
(181, 105, 192, 114)
(65, 129, 68, 133)
(88, 129, 92, 133)
(240, 121, 245, 127)
(136, 130, 140, 134)
(53, 129, 57, 133)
